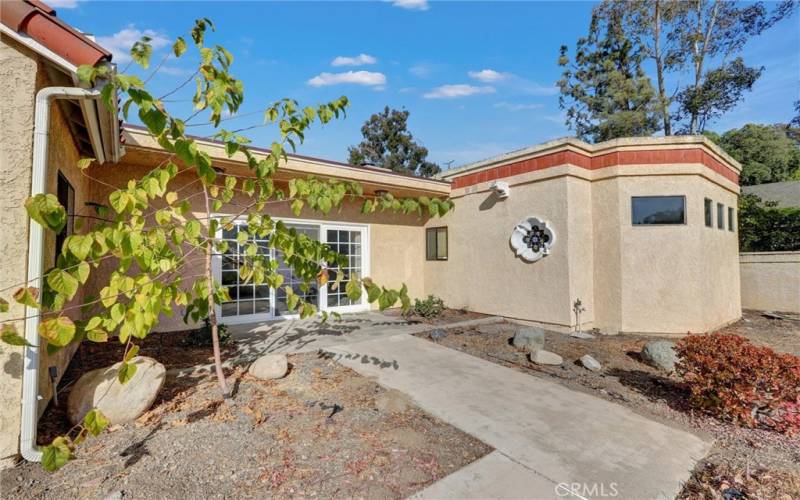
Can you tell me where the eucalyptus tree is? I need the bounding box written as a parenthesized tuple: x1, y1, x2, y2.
(0, 19, 452, 470)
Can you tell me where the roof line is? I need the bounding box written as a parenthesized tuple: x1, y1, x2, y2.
(121, 124, 452, 186)
(439, 135, 741, 179)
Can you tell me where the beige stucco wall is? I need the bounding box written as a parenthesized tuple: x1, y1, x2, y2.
(0, 34, 38, 465)
(740, 252, 800, 313)
(608, 173, 740, 334)
(0, 35, 89, 463)
(427, 158, 741, 335)
(85, 159, 429, 332)
(424, 176, 580, 328)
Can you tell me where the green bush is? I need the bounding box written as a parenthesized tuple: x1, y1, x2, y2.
(410, 295, 446, 319)
(184, 318, 231, 347)
(739, 193, 800, 251)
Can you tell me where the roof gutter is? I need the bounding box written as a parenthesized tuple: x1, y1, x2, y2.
(0, 24, 122, 164)
(21, 86, 103, 463)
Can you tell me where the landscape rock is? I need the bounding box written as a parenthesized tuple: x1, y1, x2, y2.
(67, 356, 165, 425)
(529, 349, 563, 366)
(641, 341, 678, 372)
(429, 328, 447, 341)
(512, 327, 546, 352)
(375, 389, 411, 413)
(249, 353, 289, 380)
(579, 354, 602, 372)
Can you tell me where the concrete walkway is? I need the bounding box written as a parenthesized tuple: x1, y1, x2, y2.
(325, 334, 712, 500)
(226, 312, 502, 359)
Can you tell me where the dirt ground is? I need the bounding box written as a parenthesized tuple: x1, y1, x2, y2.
(383, 307, 488, 325)
(416, 310, 800, 499)
(1, 331, 491, 499)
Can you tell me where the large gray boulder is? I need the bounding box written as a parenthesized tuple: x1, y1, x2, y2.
(67, 356, 165, 425)
(512, 327, 545, 352)
(249, 353, 289, 380)
(641, 341, 678, 372)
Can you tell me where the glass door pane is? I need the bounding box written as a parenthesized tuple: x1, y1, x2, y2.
(219, 222, 272, 320)
(326, 228, 363, 308)
(274, 224, 320, 316)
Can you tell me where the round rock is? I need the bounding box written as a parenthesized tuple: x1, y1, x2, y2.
(67, 356, 165, 425)
(529, 349, 562, 366)
(513, 327, 545, 352)
(580, 354, 602, 372)
(249, 353, 289, 380)
(641, 341, 678, 372)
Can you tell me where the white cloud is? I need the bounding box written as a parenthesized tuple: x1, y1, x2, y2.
(46, 0, 80, 8)
(493, 101, 544, 112)
(307, 71, 387, 87)
(96, 25, 170, 64)
(331, 53, 378, 67)
(423, 84, 495, 99)
(390, 0, 429, 10)
(409, 63, 436, 78)
(468, 69, 511, 83)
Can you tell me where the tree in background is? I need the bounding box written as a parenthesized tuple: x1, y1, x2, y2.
(593, 0, 690, 135)
(347, 107, 440, 177)
(705, 124, 800, 185)
(738, 193, 800, 251)
(561, 0, 796, 138)
(557, 7, 661, 142)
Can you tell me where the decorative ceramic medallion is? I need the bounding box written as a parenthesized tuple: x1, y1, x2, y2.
(510, 217, 555, 262)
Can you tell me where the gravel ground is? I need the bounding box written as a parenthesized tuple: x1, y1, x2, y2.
(1, 332, 491, 499)
(416, 310, 800, 499)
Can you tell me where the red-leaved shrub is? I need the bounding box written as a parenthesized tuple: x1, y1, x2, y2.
(675, 333, 800, 434)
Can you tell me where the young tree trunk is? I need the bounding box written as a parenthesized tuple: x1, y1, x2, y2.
(689, 0, 719, 134)
(653, 0, 672, 135)
(203, 186, 230, 397)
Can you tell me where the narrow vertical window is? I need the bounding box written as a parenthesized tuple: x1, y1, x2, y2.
(426, 227, 448, 260)
(717, 202, 724, 229)
(704, 198, 713, 228)
(55, 172, 75, 264)
(728, 207, 735, 232)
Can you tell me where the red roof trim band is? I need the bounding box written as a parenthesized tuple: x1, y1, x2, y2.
(450, 148, 739, 189)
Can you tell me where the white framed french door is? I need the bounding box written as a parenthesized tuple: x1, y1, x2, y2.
(212, 217, 370, 324)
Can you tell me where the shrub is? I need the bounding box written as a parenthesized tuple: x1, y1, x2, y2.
(410, 295, 446, 319)
(184, 318, 231, 347)
(675, 333, 800, 434)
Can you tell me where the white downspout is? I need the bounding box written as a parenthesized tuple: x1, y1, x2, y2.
(21, 86, 102, 462)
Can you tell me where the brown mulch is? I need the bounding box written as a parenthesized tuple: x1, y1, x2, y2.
(415, 310, 800, 499)
(2, 331, 491, 499)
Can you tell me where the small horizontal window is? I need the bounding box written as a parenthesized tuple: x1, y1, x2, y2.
(728, 207, 735, 232)
(704, 198, 713, 228)
(426, 227, 447, 261)
(631, 196, 686, 225)
(717, 202, 724, 229)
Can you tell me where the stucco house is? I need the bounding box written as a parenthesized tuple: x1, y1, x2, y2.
(0, 2, 742, 464)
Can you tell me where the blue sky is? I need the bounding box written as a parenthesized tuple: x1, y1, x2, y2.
(55, 0, 799, 168)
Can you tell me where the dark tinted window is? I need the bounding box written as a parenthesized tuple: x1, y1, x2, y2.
(704, 198, 713, 227)
(426, 227, 447, 260)
(632, 196, 686, 225)
(55, 172, 74, 264)
(728, 207, 735, 232)
(717, 202, 724, 229)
